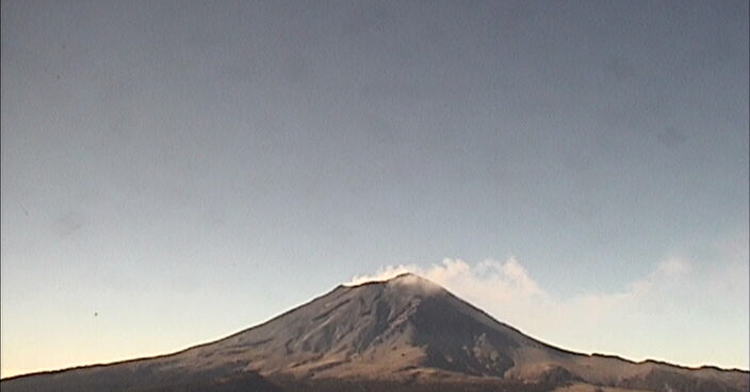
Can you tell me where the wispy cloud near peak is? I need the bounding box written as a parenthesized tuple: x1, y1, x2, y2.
(347, 253, 747, 370)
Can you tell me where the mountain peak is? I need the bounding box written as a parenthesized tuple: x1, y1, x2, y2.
(346, 271, 435, 285)
(4, 273, 748, 392)
(389, 272, 418, 280)
(344, 272, 445, 297)
(385, 272, 443, 291)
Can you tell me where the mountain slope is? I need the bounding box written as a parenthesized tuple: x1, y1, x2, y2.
(2, 273, 747, 391)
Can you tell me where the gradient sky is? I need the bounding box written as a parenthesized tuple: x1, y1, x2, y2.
(1, 0, 748, 378)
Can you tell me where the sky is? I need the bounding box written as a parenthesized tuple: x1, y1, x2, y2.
(1, 0, 748, 378)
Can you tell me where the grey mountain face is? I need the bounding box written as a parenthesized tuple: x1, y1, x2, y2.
(2, 273, 748, 392)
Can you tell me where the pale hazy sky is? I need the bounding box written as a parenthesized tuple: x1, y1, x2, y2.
(1, 0, 748, 377)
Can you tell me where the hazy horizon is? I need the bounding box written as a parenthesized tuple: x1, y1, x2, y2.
(1, 0, 748, 378)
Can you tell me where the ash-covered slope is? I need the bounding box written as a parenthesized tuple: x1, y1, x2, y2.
(2, 273, 748, 392)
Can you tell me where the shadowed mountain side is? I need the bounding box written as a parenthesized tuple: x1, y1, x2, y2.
(2, 274, 748, 392)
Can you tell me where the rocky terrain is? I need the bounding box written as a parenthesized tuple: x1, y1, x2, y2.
(2, 273, 747, 391)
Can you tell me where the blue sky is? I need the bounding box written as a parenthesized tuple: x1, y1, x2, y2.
(1, 0, 748, 377)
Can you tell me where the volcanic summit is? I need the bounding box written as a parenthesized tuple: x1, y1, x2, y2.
(2, 273, 747, 392)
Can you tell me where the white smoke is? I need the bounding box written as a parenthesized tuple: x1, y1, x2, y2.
(346, 252, 748, 370)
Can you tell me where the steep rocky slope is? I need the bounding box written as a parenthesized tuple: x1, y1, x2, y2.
(2, 273, 747, 391)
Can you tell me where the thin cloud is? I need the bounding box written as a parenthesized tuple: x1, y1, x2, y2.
(346, 254, 749, 369)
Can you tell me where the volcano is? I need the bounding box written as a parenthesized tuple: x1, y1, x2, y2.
(2, 273, 747, 391)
